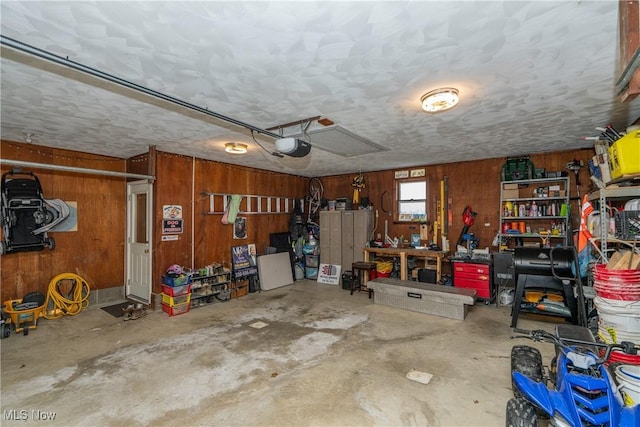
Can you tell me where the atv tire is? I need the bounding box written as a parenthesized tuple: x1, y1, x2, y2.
(505, 398, 538, 427)
(511, 345, 543, 399)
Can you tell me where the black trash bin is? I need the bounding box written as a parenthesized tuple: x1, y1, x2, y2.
(342, 271, 355, 290)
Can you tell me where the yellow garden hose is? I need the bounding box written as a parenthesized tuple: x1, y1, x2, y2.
(44, 273, 91, 319)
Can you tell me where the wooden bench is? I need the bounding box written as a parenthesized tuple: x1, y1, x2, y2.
(367, 277, 477, 320)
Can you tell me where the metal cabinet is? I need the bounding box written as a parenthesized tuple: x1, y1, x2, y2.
(319, 210, 374, 271)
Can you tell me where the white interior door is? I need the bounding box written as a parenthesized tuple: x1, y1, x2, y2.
(126, 180, 153, 304)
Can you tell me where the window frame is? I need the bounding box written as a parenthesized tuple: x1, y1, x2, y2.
(395, 177, 429, 223)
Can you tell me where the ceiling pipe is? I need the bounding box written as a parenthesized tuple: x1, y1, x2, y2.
(0, 35, 282, 140)
(0, 159, 155, 180)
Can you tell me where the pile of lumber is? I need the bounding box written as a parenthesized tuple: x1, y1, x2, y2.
(606, 250, 640, 270)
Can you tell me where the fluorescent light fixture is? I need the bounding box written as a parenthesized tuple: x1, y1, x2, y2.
(421, 88, 459, 113)
(225, 142, 248, 154)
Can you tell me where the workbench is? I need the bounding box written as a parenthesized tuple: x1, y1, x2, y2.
(362, 247, 447, 281)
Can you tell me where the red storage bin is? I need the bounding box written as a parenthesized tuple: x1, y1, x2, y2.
(161, 283, 191, 297)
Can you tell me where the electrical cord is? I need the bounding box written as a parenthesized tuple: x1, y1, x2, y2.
(251, 130, 283, 157)
(44, 273, 91, 319)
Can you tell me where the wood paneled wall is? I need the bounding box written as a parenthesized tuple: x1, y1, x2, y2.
(1, 138, 595, 301)
(320, 148, 595, 256)
(1, 140, 127, 302)
(152, 152, 307, 293)
(1, 143, 307, 300)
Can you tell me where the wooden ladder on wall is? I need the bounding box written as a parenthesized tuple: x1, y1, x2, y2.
(202, 192, 302, 215)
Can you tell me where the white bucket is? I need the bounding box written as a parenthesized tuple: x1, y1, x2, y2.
(615, 365, 640, 407)
(594, 297, 640, 343)
(598, 325, 640, 344)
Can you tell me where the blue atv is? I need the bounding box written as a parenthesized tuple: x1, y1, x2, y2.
(506, 325, 640, 427)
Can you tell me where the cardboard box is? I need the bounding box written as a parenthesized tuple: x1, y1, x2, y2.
(503, 189, 520, 199)
(522, 241, 541, 248)
(503, 183, 519, 190)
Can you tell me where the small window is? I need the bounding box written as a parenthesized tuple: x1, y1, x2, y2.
(397, 180, 427, 222)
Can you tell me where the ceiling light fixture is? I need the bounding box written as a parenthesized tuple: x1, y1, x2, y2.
(224, 142, 248, 154)
(421, 88, 459, 113)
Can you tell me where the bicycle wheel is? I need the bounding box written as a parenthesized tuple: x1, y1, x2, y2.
(308, 177, 324, 200)
(307, 177, 324, 223)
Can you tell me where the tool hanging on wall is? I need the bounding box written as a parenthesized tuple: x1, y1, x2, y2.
(352, 173, 365, 204)
(566, 159, 583, 198)
(456, 205, 478, 246)
(380, 190, 392, 216)
(434, 197, 441, 246)
(442, 176, 449, 236)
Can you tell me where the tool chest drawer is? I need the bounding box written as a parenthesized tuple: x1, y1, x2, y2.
(452, 261, 493, 302)
(454, 278, 491, 299)
(454, 263, 489, 276)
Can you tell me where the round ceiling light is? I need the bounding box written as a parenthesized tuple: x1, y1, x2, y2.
(421, 88, 459, 113)
(225, 142, 248, 154)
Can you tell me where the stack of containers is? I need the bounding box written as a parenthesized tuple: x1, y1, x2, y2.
(303, 234, 320, 279)
(593, 263, 640, 344)
(161, 274, 192, 316)
(592, 261, 640, 406)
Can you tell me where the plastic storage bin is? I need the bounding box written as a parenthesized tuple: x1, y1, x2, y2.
(162, 274, 191, 287)
(161, 293, 191, 306)
(161, 301, 191, 316)
(615, 210, 640, 240)
(161, 283, 191, 297)
(608, 130, 640, 179)
(305, 254, 319, 268)
(305, 267, 318, 279)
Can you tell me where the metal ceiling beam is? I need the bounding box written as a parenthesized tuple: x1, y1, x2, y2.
(0, 35, 282, 140)
(0, 159, 155, 180)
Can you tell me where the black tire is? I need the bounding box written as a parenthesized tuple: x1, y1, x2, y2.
(307, 177, 324, 223)
(505, 398, 538, 427)
(511, 345, 543, 399)
(1, 323, 10, 339)
(308, 177, 324, 199)
(549, 356, 557, 385)
(47, 236, 55, 251)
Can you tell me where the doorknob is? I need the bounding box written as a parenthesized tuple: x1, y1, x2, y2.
(144, 249, 149, 254)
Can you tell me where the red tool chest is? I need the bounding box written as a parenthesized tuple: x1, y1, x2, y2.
(452, 261, 493, 302)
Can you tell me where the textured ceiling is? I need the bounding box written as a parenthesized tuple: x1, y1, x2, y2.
(1, 1, 639, 178)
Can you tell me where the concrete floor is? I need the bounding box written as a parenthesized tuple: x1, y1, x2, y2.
(1, 281, 555, 427)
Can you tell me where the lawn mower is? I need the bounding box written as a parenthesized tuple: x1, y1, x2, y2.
(1, 169, 69, 255)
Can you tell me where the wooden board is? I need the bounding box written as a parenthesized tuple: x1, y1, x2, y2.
(257, 252, 294, 290)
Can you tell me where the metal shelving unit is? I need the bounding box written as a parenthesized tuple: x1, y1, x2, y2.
(498, 177, 571, 252)
(588, 178, 640, 261)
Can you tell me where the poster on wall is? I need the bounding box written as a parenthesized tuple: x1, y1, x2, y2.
(233, 217, 247, 239)
(231, 243, 257, 278)
(162, 204, 183, 234)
